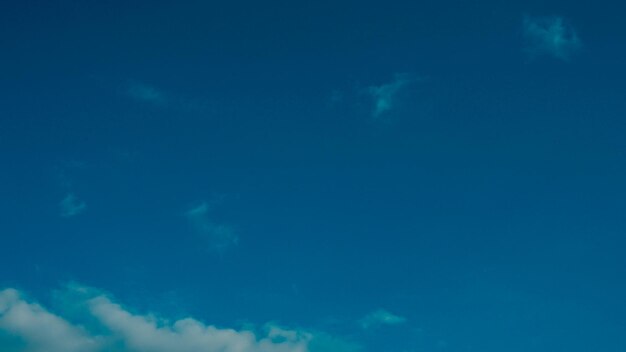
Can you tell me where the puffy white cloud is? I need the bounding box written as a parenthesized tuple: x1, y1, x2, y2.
(185, 202, 239, 252)
(0, 285, 359, 352)
(0, 289, 100, 352)
(367, 74, 413, 118)
(359, 309, 406, 329)
(59, 193, 87, 218)
(523, 16, 582, 60)
(87, 295, 309, 352)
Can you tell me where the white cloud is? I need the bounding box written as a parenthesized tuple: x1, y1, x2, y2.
(0, 289, 100, 352)
(59, 193, 87, 218)
(367, 74, 413, 118)
(523, 16, 582, 60)
(87, 295, 308, 352)
(185, 202, 239, 252)
(0, 285, 361, 352)
(359, 309, 406, 329)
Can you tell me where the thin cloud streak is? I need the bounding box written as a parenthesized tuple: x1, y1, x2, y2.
(123, 81, 213, 112)
(359, 309, 406, 329)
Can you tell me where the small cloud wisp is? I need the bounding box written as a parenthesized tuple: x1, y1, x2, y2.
(359, 309, 406, 329)
(59, 193, 86, 218)
(367, 74, 413, 119)
(523, 16, 582, 60)
(126, 82, 167, 105)
(185, 202, 239, 252)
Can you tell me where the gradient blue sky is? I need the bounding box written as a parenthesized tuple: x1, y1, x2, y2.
(2, 1, 626, 351)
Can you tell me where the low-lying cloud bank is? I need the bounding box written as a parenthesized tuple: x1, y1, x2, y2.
(0, 285, 360, 352)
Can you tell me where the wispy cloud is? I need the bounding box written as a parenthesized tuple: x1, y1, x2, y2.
(367, 74, 413, 119)
(329, 90, 344, 105)
(126, 81, 168, 105)
(185, 202, 239, 252)
(359, 309, 406, 329)
(59, 193, 86, 218)
(0, 285, 360, 352)
(123, 81, 212, 112)
(523, 16, 582, 60)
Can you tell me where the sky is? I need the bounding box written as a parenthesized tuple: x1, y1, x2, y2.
(1, 0, 626, 351)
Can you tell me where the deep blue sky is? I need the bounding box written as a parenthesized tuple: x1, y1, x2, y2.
(2, 1, 626, 351)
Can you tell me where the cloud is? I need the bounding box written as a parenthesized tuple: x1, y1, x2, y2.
(185, 202, 239, 252)
(125, 82, 167, 105)
(329, 90, 343, 105)
(306, 332, 362, 352)
(367, 74, 413, 118)
(0, 285, 360, 352)
(359, 309, 406, 329)
(86, 295, 308, 352)
(523, 16, 582, 60)
(0, 289, 100, 352)
(123, 81, 210, 112)
(59, 193, 86, 218)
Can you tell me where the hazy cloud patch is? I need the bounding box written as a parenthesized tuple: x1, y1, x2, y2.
(185, 202, 239, 252)
(359, 309, 406, 329)
(367, 74, 414, 119)
(126, 82, 167, 105)
(329, 90, 344, 106)
(523, 16, 582, 60)
(59, 193, 86, 218)
(123, 81, 212, 112)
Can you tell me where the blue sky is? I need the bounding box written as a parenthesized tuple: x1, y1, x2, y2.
(2, 1, 626, 351)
